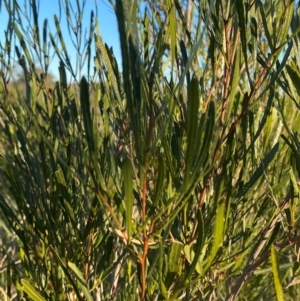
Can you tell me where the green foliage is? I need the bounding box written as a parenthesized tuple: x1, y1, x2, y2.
(1, 0, 300, 300)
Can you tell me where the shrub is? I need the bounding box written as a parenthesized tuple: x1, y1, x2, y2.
(1, 0, 300, 300)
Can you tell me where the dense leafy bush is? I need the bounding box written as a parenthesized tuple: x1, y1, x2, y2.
(1, 0, 300, 300)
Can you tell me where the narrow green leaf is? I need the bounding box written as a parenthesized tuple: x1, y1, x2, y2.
(31, 70, 37, 113)
(54, 14, 68, 61)
(159, 238, 168, 299)
(20, 279, 47, 301)
(31, 0, 40, 49)
(84, 10, 94, 77)
(290, 168, 299, 195)
(153, 156, 165, 206)
(185, 76, 200, 185)
(198, 100, 215, 165)
(49, 32, 64, 62)
(143, 13, 150, 69)
(43, 18, 48, 72)
(152, 29, 167, 76)
(245, 88, 274, 156)
(202, 201, 226, 274)
(55, 168, 66, 186)
(180, 40, 190, 85)
(237, 142, 279, 198)
(80, 76, 94, 154)
(184, 209, 204, 279)
(123, 159, 133, 242)
(236, 0, 251, 84)
(271, 245, 284, 301)
(59, 60, 67, 107)
(259, 2, 273, 50)
(15, 53, 31, 108)
(14, 25, 33, 66)
(286, 64, 300, 97)
(168, 0, 176, 71)
(109, 148, 122, 195)
(67, 262, 94, 301)
(254, 262, 294, 275)
(168, 241, 183, 273)
(227, 46, 241, 123)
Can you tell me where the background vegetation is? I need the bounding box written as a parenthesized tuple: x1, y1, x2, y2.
(1, 0, 300, 300)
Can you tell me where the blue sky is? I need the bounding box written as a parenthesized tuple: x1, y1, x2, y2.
(0, 0, 121, 79)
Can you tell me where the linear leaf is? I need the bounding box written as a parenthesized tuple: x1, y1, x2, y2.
(80, 76, 95, 155)
(180, 40, 190, 86)
(168, 241, 183, 273)
(286, 63, 300, 97)
(54, 14, 69, 62)
(202, 201, 226, 274)
(14, 25, 33, 67)
(198, 100, 215, 166)
(259, 1, 273, 50)
(123, 159, 133, 242)
(31, 0, 40, 49)
(227, 45, 241, 123)
(67, 262, 94, 301)
(168, 0, 176, 71)
(184, 209, 204, 279)
(236, 0, 250, 84)
(278, 1, 294, 46)
(245, 88, 274, 156)
(153, 156, 165, 206)
(185, 76, 200, 186)
(237, 142, 279, 198)
(271, 245, 284, 301)
(20, 279, 47, 301)
(42, 18, 48, 72)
